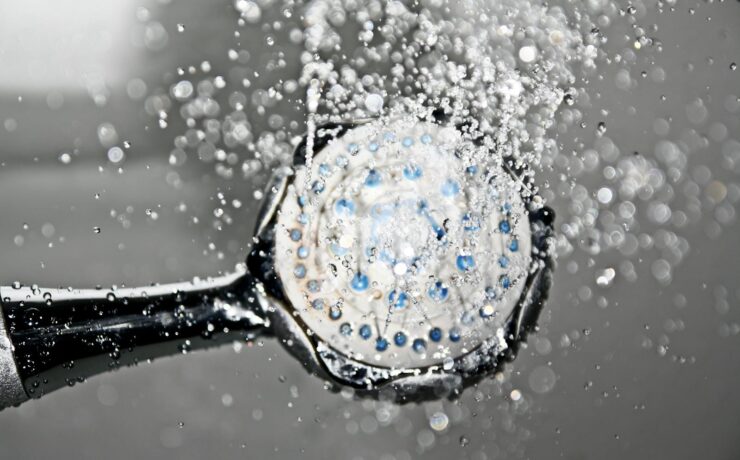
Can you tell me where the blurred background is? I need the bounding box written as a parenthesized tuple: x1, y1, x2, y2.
(0, 0, 739, 459)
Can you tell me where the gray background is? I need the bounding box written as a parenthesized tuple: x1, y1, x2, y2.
(0, 1, 739, 459)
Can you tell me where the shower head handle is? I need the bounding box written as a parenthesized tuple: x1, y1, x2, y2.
(0, 271, 269, 409)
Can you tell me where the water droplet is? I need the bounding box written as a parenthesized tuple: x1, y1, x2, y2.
(429, 412, 449, 431)
(518, 45, 538, 63)
(364, 93, 384, 113)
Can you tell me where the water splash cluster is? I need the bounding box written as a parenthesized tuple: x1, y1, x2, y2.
(298, 0, 596, 163)
(143, 0, 740, 289)
(140, 0, 740, 417)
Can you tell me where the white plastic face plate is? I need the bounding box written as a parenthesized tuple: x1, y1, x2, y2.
(274, 117, 532, 369)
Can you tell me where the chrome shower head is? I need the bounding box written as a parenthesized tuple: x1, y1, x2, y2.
(0, 113, 553, 408)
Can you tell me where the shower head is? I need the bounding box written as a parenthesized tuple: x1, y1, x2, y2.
(0, 113, 553, 408)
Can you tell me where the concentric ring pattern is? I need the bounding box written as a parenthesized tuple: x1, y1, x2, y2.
(274, 117, 533, 369)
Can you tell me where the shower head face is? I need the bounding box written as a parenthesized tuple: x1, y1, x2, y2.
(272, 116, 535, 374)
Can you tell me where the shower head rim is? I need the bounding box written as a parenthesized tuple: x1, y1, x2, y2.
(246, 115, 555, 400)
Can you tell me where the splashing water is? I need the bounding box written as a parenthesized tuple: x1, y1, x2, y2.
(4, 0, 740, 458)
(138, 0, 740, 444)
